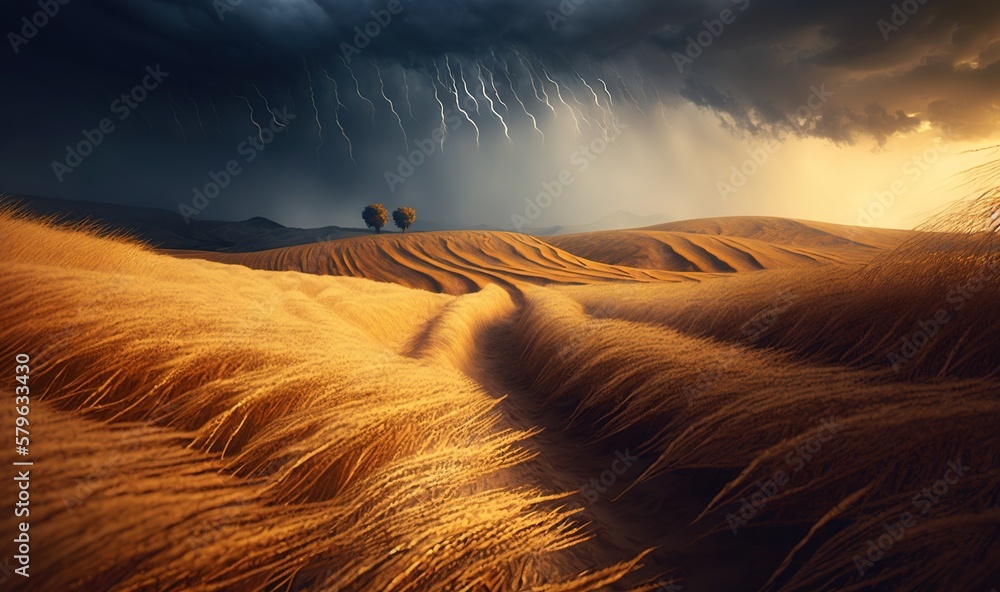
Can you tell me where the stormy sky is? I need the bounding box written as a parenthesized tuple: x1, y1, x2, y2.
(1, 0, 998, 230)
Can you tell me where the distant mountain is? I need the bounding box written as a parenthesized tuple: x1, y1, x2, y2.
(5, 195, 375, 252)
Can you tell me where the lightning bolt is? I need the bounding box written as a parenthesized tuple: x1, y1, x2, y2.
(556, 76, 595, 131)
(208, 94, 222, 136)
(371, 60, 408, 149)
(571, 67, 609, 139)
(596, 74, 615, 110)
(476, 61, 510, 143)
(165, 87, 187, 143)
(586, 59, 618, 139)
(446, 54, 480, 148)
(499, 51, 543, 143)
(319, 65, 355, 166)
(587, 57, 617, 119)
(338, 55, 375, 123)
(429, 59, 448, 151)
(457, 60, 480, 116)
(538, 61, 580, 134)
(185, 92, 206, 139)
(301, 60, 323, 161)
(399, 65, 416, 121)
(611, 67, 644, 116)
(514, 49, 555, 116)
(629, 60, 651, 106)
(571, 101, 594, 131)
(432, 57, 447, 88)
(232, 88, 264, 143)
(318, 66, 349, 113)
(648, 74, 672, 128)
(249, 83, 286, 129)
(481, 62, 509, 113)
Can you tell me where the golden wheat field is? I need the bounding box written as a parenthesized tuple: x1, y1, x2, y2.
(1, 205, 998, 592)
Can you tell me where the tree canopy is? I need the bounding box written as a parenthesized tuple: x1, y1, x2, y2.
(362, 204, 389, 233)
(392, 207, 417, 233)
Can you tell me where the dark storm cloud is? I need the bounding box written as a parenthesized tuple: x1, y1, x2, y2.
(3, 0, 697, 77)
(4, 0, 996, 142)
(0, 0, 997, 225)
(654, 0, 1000, 143)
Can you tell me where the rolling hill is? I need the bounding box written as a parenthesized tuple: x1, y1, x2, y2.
(172, 230, 702, 295)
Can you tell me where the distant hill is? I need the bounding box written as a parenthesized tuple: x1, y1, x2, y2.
(174, 230, 696, 296)
(544, 216, 915, 271)
(4, 195, 374, 252)
(648, 216, 913, 250)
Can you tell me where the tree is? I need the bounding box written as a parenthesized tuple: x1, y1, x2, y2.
(392, 207, 417, 233)
(362, 203, 388, 233)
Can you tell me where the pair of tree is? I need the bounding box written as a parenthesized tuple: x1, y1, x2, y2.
(362, 204, 416, 233)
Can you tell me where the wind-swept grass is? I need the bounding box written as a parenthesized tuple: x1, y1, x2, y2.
(509, 255, 999, 590)
(0, 209, 644, 591)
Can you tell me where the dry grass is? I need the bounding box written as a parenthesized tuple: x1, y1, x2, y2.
(559, 239, 998, 380)
(507, 235, 999, 589)
(0, 209, 645, 591)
